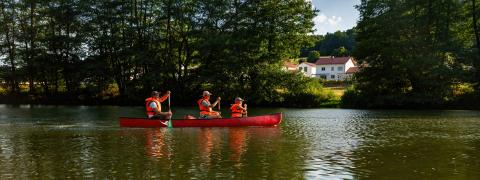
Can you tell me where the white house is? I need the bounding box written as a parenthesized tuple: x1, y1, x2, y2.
(297, 62, 316, 77)
(313, 56, 358, 80)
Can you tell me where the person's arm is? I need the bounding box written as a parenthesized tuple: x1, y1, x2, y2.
(158, 91, 171, 102)
(211, 97, 221, 107)
(158, 110, 172, 116)
(236, 105, 246, 111)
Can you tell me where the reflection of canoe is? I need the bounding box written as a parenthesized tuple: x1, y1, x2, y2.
(119, 113, 282, 128)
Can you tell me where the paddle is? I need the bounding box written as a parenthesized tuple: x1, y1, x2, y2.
(167, 94, 173, 128)
(244, 104, 248, 117)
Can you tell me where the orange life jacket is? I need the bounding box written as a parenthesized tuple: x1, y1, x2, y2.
(230, 103, 244, 117)
(198, 97, 212, 115)
(145, 97, 161, 116)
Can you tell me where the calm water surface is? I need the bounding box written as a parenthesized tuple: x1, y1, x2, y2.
(0, 105, 479, 179)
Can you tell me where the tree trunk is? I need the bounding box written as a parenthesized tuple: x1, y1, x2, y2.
(5, 3, 19, 95)
(28, 1, 36, 94)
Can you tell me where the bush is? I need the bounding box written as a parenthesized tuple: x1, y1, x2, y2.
(0, 85, 7, 95)
(249, 65, 339, 107)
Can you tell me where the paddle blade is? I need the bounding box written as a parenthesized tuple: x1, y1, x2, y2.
(167, 119, 173, 128)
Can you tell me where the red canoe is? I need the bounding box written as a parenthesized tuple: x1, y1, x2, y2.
(119, 113, 282, 128)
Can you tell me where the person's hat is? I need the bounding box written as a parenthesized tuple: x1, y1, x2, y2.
(235, 97, 244, 102)
(151, 91, 160, 96)
(202, 91, 212, 96)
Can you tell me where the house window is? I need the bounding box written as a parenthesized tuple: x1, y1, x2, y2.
(338, 66, 343, 71)
(298, 67, 302, 71)
(304, 67, 307, 72)
(331, 75, 335, 79)
(331, 67, 334, 71)
(321, 67, 325, 71)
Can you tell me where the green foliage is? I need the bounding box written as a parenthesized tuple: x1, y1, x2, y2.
(248, 64, 337, 107)
(284, 80, 338, 107)
(301, 29, 356, 57)
(307, 51, 321, 62)
(0, 0, 332, 107)
(333, 46, 349, 57)
(343, 0, 479, 108)
(0, 85, 7, 95)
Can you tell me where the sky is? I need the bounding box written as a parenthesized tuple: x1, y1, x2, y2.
(309, 0, 360, 35)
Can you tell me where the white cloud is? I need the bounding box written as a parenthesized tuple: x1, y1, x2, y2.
(328, 16, 342, 26)
(313, 13, 343, 34)
(314, 13, 327, 23)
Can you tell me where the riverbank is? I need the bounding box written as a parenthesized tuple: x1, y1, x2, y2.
(3, 90, 480, 110)
(0, 93, 342, 108)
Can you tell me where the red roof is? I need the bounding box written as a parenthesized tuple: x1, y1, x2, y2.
(283, 61, 297, 69)
(315, 57, 351, 65)
(346, 67, 359, 74)
(301, 62, 316, 67)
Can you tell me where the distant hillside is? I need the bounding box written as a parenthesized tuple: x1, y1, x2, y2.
(300, 28, 356, 61)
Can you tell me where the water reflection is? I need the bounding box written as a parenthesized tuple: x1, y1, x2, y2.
(228, 128, 248, 168)
(0, 106, 479, 179)
(346, 110, 480, 179)
(145, 128, 170, 159)
(198, 128, 220, 167)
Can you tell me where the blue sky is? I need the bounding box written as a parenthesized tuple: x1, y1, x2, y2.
(309, 0, 360, 35)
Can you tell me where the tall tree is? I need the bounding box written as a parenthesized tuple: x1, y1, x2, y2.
(0, 0, 321, 106)
(0, 0, 20, 94)
(470, 0, 480, 91)
(17, 0, 39, 94)
(349, 0, 465, 107)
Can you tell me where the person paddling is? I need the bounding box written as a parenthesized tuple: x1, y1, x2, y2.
(198, 91, 222, 119)
(230, 97, 247, 118)
(145, 91, 172, 120)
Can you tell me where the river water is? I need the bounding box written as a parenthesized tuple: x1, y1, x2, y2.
(0, 105, 479, 179)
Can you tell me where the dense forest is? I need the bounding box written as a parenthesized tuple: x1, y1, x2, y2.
(0, 0, 340, 107)
(300, 29, 356, 62)
(343, 0, 480, 108)
(3, 0, 480, 109)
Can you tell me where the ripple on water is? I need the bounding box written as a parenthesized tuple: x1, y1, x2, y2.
(0, 107, 480, 178)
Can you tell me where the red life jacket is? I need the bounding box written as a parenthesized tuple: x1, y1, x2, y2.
(198, 97, 212, 115)
(230, 103, 244, 117)
(145, 97, 161, 116)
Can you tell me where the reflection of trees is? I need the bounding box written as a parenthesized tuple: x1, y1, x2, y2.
(0, 108, 314, 179)
(349, 111, 480, 179)
(0, 126, 169, 178)
(0, 128, 103, 178)
(237, 126, 308, 179)
(169, 125, 310, 179)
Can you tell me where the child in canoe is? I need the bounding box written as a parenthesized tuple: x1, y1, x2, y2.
(230, 97, 247, 118)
